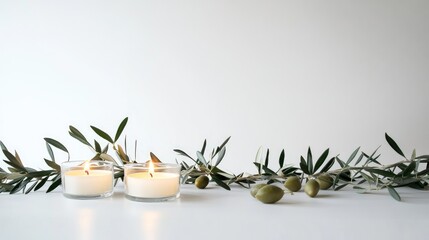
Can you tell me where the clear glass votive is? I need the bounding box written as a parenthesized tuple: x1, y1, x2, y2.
(61, 160, 114, 199)
(124, 162, 181, 202)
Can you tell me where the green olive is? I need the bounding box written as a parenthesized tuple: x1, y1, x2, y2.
(255, 185, 284, 204)
(195, 175, 209, 189)
(304, 179, 320, 198)
(284, 176, 301, 192)
(250, 183, 267, 198)
(316, 173, 333, 190)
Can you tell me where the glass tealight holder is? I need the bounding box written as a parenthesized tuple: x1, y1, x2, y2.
(124, 163, 181, 202)
(61, 160, 114, 199)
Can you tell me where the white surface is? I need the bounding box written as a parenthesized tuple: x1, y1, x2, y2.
(1, 0, 429, 174)
(0, 184, 428, 240)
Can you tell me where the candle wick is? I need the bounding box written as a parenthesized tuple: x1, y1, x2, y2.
(150, 173, 153, 178)
(85, 170, 89, 175)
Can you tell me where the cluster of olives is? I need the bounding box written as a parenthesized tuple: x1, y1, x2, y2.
(251, 173, 333, 204)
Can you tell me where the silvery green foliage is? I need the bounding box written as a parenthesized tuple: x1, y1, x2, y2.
(1, 117, 428, 202)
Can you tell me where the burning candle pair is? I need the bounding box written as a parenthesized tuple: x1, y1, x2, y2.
(61, 160, 180, 201)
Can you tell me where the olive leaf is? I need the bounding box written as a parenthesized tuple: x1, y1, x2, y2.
(173, 149, 196, 162)
(353, 186, 367, 194)
(44, 138, 70, 161)
(196, 151, 207, 166)
(354, 152, 365, 166)
(262, 165, 277, 175)
(14, 151, 23, 166)
(282, 166, 299, 176)
(366, 169, 395, 178)
(69, 126, 92, 147)
(360, 172, 375, 185)
(34, 176, 49, 191)
(346, 147, 360, 166)
(307, 147, 313, 174)
(44, 159, 60, 172)
(0, 141, 7, 151)
(319, 157, 335, 173)
(10, 178, 30, 194)
(94, 140, 102, 153)
(26, 170, 55, 178)
(264, 149, 270, 167)
(3, 149, 26, 172)
(334, 183, 348, 191)
(150, 152, 162, 163)
(300, 156, 309, 175)
(25, 180, 38, 194)
(401, 162, 416, 177)
(100, 153, 116, 163)
(102, 144, 109, 154)
(46, 142, 55, 162)
(362, 146, 381, 165)
(255, 147, 263, 175)
(385, 133, 405, 158)
(387, 186, 401, 201)
(117, 145, 129, 162)
(46, 176, 62, 193)
(44, 138, 68, 153)
(201, 139, 207, 155)
(210, 174, 231, 190)
(278, 149, 285, 168)
(213, 136, 231, 157)
(215, 147, 226, 167)
(314, 148, 329, 173)
(114, 117, 128, 142)
(133, 139, 137, 160)
(91, 126, 114, 143)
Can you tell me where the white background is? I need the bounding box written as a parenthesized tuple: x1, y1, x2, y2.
(1, 0, 429, 173)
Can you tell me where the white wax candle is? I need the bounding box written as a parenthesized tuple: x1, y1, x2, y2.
(126, 172, 180, 198)
(64, 170, 113, 196)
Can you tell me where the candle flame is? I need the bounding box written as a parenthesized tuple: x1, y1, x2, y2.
(84, 160, 90, 175)
(149, 160, 154, 178)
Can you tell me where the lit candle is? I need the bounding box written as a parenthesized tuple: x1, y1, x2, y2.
(61, 160, 114, 199)
(125, 162, 180, 201)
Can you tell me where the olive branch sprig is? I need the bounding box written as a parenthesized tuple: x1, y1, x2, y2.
(0, 117, 134, 194)
(175, 133, 429, 201)
(1, 117, 428, 202)
(174, 137, 245, 190)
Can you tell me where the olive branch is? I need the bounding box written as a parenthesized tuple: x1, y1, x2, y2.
(0, 117, 134, 194)
(1, 117, 428, 202)
(174, 133, 429, 201)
